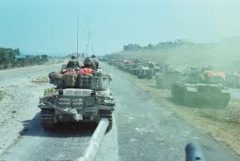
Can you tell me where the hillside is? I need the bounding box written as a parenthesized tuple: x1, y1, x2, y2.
(117, 37, 240, 71)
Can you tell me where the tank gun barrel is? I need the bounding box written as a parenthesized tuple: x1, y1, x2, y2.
(77, 118, 109, 161)
(185, 143, 205, 161)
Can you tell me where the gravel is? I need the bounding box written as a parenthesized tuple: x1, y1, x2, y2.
(0, 64, 59, 155)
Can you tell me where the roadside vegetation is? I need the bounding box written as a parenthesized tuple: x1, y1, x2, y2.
(0, 90, 5, 101)
(0, 48, 49, 69)
(31, 76, 49, 84)
(43, 88, 56, 96)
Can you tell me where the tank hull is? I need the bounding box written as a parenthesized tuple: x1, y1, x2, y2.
(39, 88, 115, 130)
(172, 83, 231, 108)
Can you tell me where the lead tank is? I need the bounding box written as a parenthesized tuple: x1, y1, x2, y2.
(39, 70, 115, 131)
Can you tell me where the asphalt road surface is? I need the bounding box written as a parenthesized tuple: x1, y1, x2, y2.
(0, 63, 239, 161)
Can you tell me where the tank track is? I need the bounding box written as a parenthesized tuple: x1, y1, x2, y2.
(41, 109, 54, 130)
(100, 110, 113, 131)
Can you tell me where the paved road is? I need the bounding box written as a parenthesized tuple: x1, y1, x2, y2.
(0, 115, 95, 161)
(0, 63, 240, 161)
(0, 64, 60, 84)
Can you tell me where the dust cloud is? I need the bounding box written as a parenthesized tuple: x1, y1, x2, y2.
(121, 38, 240, 72)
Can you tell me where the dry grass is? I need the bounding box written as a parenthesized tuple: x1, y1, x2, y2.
(0, 91, 5, 101)
(31, 76, 49, 84)
(197, 101, 240, 124)
(44, 88, 56, 96)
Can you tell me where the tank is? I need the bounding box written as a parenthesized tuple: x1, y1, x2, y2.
(172, 82, 230, 108)
(155, 70, 183, 89)
(39, 71, 115, 131)
(137, 66, 153, 79)
(147, 62, 161, 75)
(171, 70, 231, 108)
(129, 67, 140, 76)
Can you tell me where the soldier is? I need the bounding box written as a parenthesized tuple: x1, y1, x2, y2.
(91, 54, 99, 70)
(83, 57, 97, 70)
(66, 55, 81, 69)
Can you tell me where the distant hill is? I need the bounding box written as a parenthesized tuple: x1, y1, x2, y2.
(219, 36, 240, 45)
(118, 37, 240, 71)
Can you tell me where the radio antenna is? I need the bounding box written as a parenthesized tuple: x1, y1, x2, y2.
(85, 18, 95, 57)
(76, 14, 79, 60)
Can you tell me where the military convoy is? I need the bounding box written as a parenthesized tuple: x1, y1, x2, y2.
(39, 58, 115, 131)
(46, 53, 235, 115)
(111, 59, 156, 79)
(103, 54, 233, 109)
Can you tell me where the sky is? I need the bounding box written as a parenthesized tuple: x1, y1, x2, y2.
(0, 0, 240, 56)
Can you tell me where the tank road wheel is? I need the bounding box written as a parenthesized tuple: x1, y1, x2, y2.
(100, 110, 113, 131)
(41, 109, 55, 130)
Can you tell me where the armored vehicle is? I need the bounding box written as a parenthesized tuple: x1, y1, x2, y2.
(137, 66, 153, 79)
(39, 70, 115, 131)
(129, 66, 140, 76)
(171, 70, 230, 108)
(172, 82, 230, 108)
(147, 62, 161, 75)
(155, 70, 183, 89)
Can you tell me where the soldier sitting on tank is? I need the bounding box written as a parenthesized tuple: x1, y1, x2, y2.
(83, 57, 97, 70)
(91, 54, 99, 70)
(75, 57, 95, 76)
(66, 55, 81, 69)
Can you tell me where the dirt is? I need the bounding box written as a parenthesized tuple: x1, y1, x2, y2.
(121, 71, 240, 156)
(0, 64, 59, 156)
(0, 83, 51, 155)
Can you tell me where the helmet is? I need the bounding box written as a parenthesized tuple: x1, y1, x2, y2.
(84, 57, 91, 67)
(84, 57, 96, 69)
